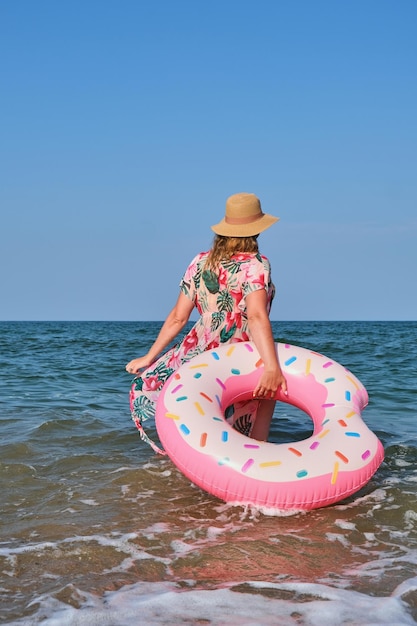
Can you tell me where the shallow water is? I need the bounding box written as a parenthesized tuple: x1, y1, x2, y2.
(0, 321, 416, 624)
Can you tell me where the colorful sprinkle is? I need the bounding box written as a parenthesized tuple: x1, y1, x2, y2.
(212, 416, 223, 422)
(338, 420, 347, 427)
(176, 396, 188, 402)
(194, 372, 202, 379)
(310, 441, 320, 450)
(216, 378, 226, 390)
(200, 392, 213, 403)
(194, 402, 204, 415)
(218, 457, 230, 466)
(244, 444, 260, 449)
(221, 431, 228, 442)
(331, 462, 339, 484)
(215, 395, 221, 407)
(322, 418, 330, 426)
(285, 356, 297, 366)
(226, 346, 235, 357)
(165, 413, 180, 420)
(255, 358, 263, 368)
(322, 403, 335, 408)
(180, 424, 190, 435)
(305, 359, 311, 375)
(241, 458, 254, 473)
(323, 361, 333, 368)
(319, 429, 330, 439)
(345, 431, 360, 438)
(245, 343, 254, 352)
(335, 450, 349, 464)
(345, 411, 356, 418)
(211, 352, 220, 360)
(171, 384, 183, 394)
(190, 363, 208, 369)
(260, 460, 282, 467)
(362, 449, 371, 460)
(174, 373, 181, 379)
(324, 377, 335, 383)
(231, 368, 240, 375)
(310, 350, 323, 357)
(296, 469, 308, 478)
(346, 375, 359, 389)
(200, 433, 207, 447)
(288, 447, 302, 457)
(345, 390, 351, 401)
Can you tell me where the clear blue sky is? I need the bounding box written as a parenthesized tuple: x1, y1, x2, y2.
(1, 0, 416, 321)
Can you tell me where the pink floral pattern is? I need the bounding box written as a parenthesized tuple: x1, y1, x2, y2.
(130, 251, 275, 452)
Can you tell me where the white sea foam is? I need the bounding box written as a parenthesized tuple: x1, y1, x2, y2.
(0, 532, 170, 575)
(325, 532, 351, 548)
(334, 519, 356, 530)
(10, 577, 417, 626)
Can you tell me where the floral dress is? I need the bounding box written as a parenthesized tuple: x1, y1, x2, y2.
(130, 250, 276, 453)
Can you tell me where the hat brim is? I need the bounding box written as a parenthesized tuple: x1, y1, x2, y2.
(211, 213, 279, 237)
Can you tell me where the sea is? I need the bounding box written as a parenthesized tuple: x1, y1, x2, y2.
(0, 320, 416, 625)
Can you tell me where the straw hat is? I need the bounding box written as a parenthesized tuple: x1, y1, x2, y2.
(211, 193, 279, 237)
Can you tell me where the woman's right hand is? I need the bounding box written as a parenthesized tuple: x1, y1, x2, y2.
(253, 368, 287, 400)
(125, 356, 152, 375)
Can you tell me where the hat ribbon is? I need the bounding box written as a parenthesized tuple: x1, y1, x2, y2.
(225, 211, 264, 225)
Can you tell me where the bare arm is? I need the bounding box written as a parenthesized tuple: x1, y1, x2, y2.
(126, 291, 194, 375)
(245, 289, 287, 398)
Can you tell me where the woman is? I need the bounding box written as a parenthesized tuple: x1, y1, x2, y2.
(126, 192, 287, 453)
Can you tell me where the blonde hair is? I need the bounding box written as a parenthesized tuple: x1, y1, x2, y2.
(205, 235, 259, 271)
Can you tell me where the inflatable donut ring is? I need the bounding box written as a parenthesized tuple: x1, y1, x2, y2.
(155, 342, 384, 510)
